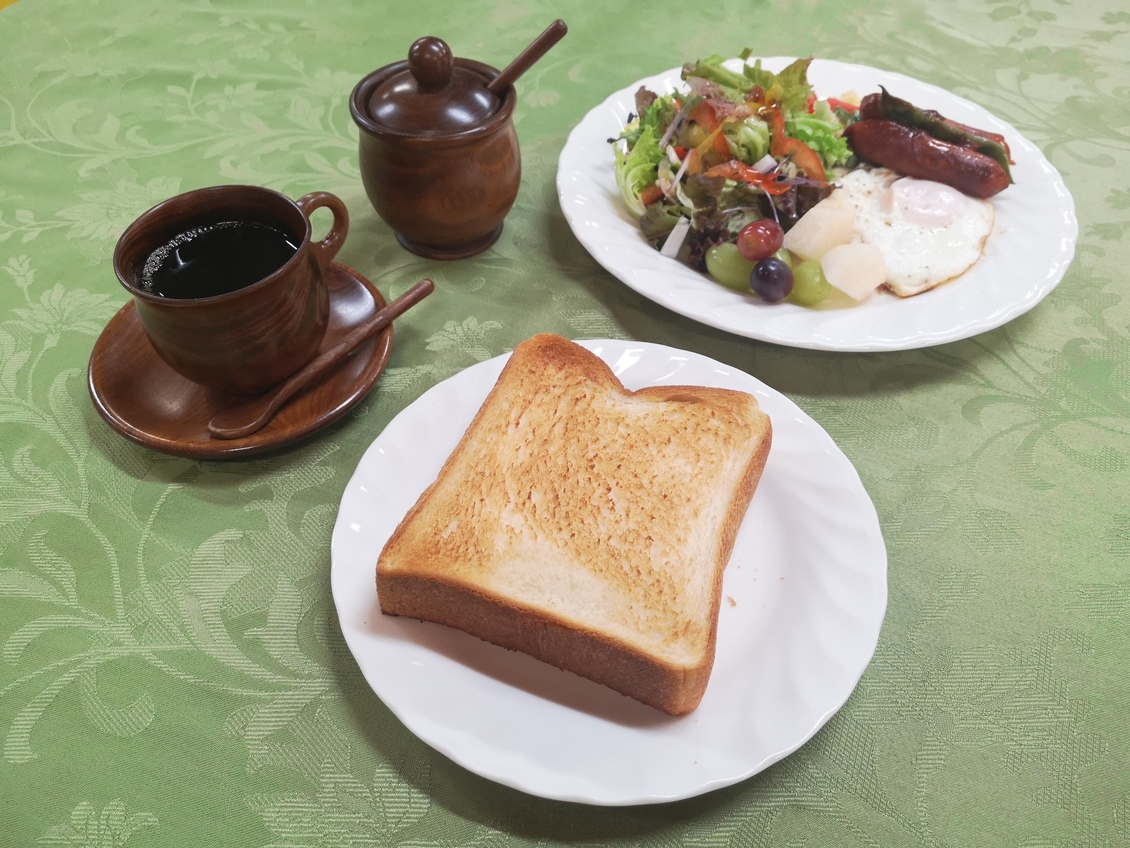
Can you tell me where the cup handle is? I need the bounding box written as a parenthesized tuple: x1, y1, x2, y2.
(296, 191, 349, 266)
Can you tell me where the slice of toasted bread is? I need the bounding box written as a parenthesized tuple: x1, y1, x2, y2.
(376, 334, 772, 715)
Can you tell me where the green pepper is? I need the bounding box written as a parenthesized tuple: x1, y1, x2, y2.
(877, 87, 1012, 182)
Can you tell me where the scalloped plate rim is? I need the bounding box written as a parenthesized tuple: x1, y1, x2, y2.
(330, 339, 888, 804)
(556, 57, 1078, 352)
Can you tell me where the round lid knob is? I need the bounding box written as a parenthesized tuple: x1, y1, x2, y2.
(366, 36, 499, 134)
(408, 36, 452, 91)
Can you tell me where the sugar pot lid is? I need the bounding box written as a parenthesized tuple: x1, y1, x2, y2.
(366, 36, 498, 134)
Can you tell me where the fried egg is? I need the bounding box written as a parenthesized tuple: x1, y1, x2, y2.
(833, 167, 995, 297)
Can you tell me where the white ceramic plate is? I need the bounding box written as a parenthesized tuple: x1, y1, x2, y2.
(556, 58, 1077, 351)
(331, 339, 887, 805)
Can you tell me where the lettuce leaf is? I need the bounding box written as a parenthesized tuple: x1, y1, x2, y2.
(614, 123, 664, 218)
(681, 54, 754, 102)
(682, 52, 815, 113)
(740, 57, 815, 116)
(723, 116, 770, 164)
(786, 101, 851, 169)
(639, 202, 684, 242)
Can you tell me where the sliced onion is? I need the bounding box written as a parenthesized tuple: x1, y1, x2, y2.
(752, 154, 778, 174)
(659, 217, 691, 258)
(657, 99, 691, 150)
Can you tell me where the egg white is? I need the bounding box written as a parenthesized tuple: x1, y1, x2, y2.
(833, 167, 994, 297)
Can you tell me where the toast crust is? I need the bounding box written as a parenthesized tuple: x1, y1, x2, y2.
(376, 334, 772, 715)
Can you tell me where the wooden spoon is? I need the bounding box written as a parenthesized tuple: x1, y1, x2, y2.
(486, 19, 567, 96)
(208, 278, 434, 440)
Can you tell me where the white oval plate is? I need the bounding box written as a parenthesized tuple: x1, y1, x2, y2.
(556, 58, 1077, 351)
(331, 339, 887, 805)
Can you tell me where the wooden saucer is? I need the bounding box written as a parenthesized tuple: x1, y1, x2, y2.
(88, 262, 392, 459)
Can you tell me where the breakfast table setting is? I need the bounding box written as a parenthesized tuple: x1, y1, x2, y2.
(1, 0, 1127, 844)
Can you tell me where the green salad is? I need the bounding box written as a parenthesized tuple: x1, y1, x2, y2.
(613, 53, 860, 304)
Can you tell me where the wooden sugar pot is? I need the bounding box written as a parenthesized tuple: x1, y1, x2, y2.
(350, 21, 566, 259)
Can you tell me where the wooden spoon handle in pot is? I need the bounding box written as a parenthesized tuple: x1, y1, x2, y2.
(486, 19, 567, 96)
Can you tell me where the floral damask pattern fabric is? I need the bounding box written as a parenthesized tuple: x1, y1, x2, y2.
(1, 0, 1127, 845)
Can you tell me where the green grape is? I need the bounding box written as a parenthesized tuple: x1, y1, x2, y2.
(704, 242, 757, 291)
(774, 247, 796, 268)
(788, 259, 833, 306)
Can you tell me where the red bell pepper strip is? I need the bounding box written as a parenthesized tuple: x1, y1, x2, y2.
(707, 127, 731, 159)
(826, 97, 859, 113)
(686, 100, 732, 159)
(702, 161, 794, 195)
(683, 121, 733, 175)
(764, 106, 828, 181)
(687, 99, 720, 131)
(639, 184, 664, 206)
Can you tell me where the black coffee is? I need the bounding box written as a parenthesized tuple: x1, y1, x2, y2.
(140, 220, 300, 299)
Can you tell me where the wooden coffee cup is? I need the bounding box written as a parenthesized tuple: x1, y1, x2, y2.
(113, 185, 348, 395)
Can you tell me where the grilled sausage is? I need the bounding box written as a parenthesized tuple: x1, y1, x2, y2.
(844, 119, 1010, 199)
(858, 92, 1013, 165)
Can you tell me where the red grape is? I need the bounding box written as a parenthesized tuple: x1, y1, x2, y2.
(736, 219, 785, 262)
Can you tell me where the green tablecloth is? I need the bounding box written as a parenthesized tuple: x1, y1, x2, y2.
(2, 0, 1127, 844)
